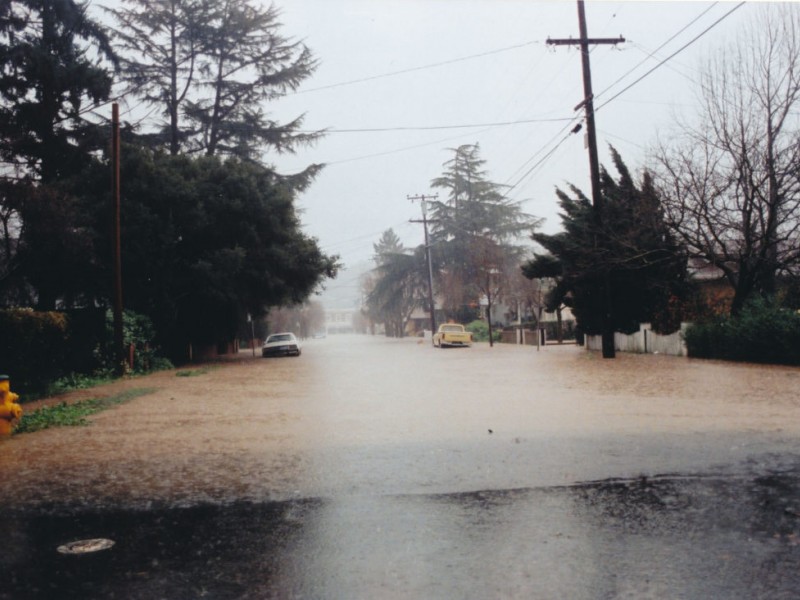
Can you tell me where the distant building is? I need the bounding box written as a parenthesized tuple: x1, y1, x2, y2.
(325, 308, 357, 334)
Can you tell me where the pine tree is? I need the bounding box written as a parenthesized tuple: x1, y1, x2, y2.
(109, 0, 323, 189)
(0, 0, 115, 309)
(429, 144, 539, 322)
(0, 0, 115, 182)
(107, 0, 210, 156)
(372, 228, 404, 265)
(524, 148, 689, 335)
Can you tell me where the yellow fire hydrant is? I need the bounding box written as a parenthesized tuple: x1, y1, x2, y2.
(0, 375, 22, 436)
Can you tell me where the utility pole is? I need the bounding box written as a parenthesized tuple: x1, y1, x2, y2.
(408, 194, 438, 345)
(547, 0, 624, 359)
(111, 103, 125, 375)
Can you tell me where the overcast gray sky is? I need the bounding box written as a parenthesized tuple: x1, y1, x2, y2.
(96, 0, 757, 299)
(263, 1, 753, 271)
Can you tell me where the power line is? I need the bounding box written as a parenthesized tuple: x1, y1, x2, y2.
(317, 221, 415, 252)
(595, 1, 745, 112)
(506, 2, 743, 199)
(597, 129, 647, 151)
(594, 2, 719, 102)
(291, 40, 540, 95)
(324, 127, 497, 165)
(300, 116, 573, 135)
(506, 119, 582, 196)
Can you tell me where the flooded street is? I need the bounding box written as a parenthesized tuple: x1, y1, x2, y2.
(3, 335, 800, 598)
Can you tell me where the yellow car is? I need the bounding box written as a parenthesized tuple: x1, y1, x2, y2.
(433, 323, 473, 348)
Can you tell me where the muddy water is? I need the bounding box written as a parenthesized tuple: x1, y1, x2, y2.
(2, 335, 800, 509)
(4, 336, 800, 598)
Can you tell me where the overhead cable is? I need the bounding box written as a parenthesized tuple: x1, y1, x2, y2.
(595, 1, 745, 112)
(291, 40, 540, 95)
(505, 118, 582, 195)
(594, 2, 718, 101)
(304, 116, 573, 135)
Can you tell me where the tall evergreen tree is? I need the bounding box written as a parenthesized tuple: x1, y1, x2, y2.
(523, 148, 689, 335)
(0, 0, 115, 182)
(107, 0, 210, 156)
(429, 143, 540, 321)
(372, 228, 404, 264)
(109, 0, 322, 189)
(363, 228, 426, 337)
(0, 0, 115, 309)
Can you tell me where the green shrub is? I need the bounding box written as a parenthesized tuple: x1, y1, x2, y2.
(0, 308, 171, 397)
(684, 297, 800, 364)
(49, 372, 114, 395)
(0, 309, 70, 394)
(94, 309, 173, 375)
(465, 319, 500, 342)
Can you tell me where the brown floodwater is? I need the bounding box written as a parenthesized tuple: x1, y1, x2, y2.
(2, 335, 800, 509)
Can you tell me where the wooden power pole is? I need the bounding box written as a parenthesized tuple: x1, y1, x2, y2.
(112, 103, 124, 375)
(408, 194, 438, 345)
(547, 0, 624, 359)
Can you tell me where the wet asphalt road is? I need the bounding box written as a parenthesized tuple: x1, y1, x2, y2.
(4, 335, 800, 599)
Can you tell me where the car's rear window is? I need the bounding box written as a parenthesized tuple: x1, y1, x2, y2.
(269, 334, 293, 342)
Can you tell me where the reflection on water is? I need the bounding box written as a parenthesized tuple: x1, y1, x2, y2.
(4, 500, 317, 600)
(3, 336, 800, 597)
(5, 470, 800, 599)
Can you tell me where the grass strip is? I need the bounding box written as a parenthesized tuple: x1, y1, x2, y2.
(13, 388, 157, 435)
(175, 367, 216, 377)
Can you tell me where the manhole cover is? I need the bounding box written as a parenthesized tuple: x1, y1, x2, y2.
(57, 538, 115, 555)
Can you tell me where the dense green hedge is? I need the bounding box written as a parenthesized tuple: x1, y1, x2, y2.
(684, 299, 800, 365)
(0, 309, 74, 394)
(0, 308, 170, 397)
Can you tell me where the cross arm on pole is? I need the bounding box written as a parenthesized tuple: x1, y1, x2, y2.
(547, 36, 625, 46)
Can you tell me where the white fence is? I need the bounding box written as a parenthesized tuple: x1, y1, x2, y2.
(585, 323, 688, 357)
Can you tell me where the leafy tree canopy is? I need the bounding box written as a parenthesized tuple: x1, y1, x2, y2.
(74, 147, 338, 358)
(365, 243, 427, 338)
